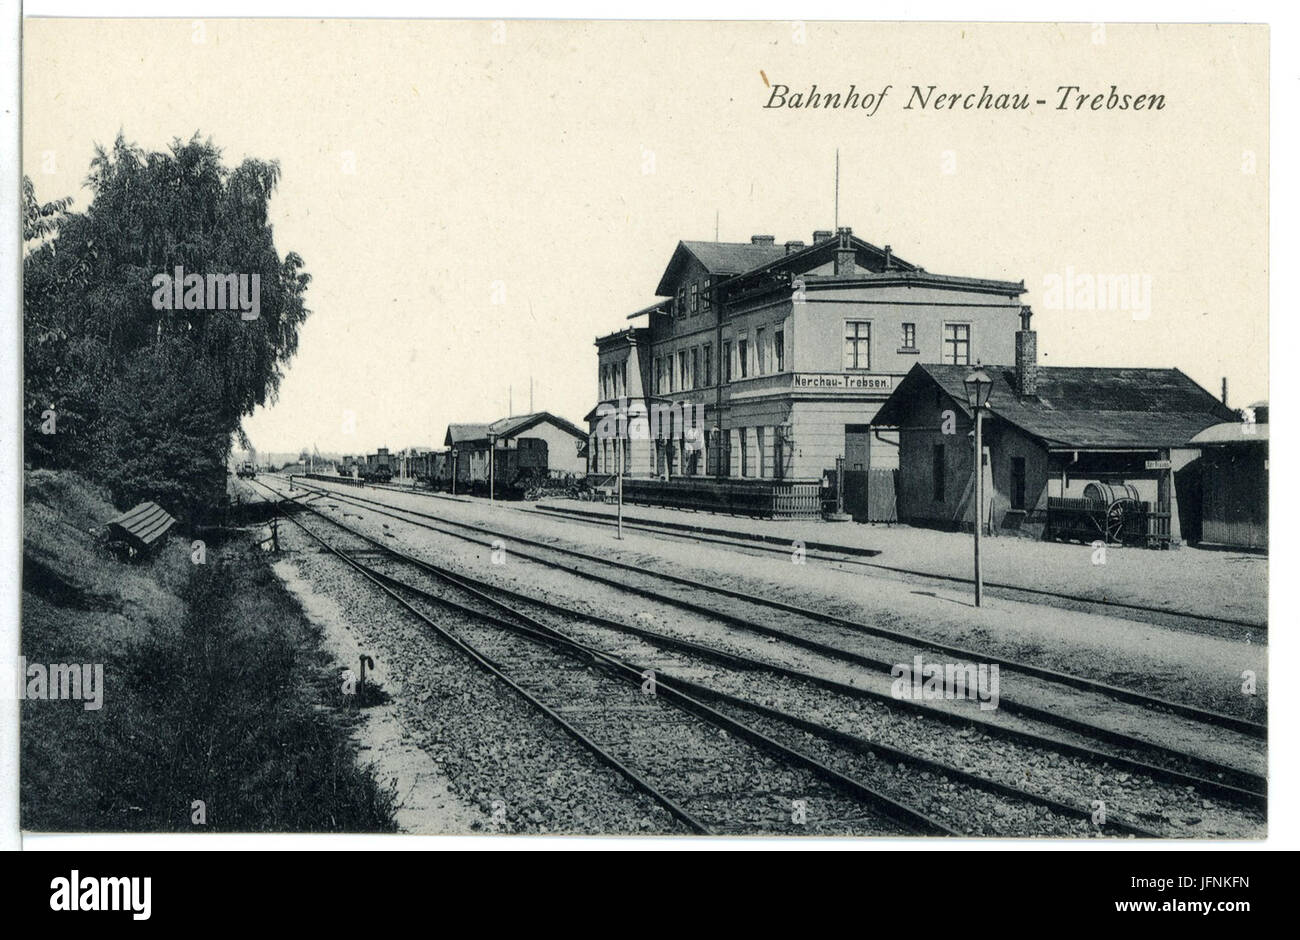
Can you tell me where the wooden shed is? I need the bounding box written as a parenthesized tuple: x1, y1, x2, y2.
(1189, 408, 1268, 551)
(870, 360, 1236, 545)
(106, 501, 176, 559)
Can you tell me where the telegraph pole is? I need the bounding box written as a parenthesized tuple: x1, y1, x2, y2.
(973, 407, 984, 607)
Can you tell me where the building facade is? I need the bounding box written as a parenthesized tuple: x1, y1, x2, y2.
(870, 319, 1237, 544)
(587, 227, 1026, 516)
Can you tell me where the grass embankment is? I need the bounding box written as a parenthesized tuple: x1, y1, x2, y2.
(21, 469, 396, 832)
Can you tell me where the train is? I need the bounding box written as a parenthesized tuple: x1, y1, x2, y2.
(409, 440, 548, 498)
(336, 439, 548, 497)
(362, 448, 394, 483)
(336, 449, 393, 482)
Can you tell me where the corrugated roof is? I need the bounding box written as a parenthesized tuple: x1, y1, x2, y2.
(106, 501, 176, 550)
(1189, 421, 1269, 445)
(873, 363, 1236, 449)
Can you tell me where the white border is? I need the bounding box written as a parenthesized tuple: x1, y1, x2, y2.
(4, 1, 1292, 852)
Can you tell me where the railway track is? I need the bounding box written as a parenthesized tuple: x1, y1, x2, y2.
(260, 481, 958, 836)
(519, 503, 1267, 637)
(277, 477, 1267, 755)
(295, 474, 1266, 636)
(257, 478, 1265, 835)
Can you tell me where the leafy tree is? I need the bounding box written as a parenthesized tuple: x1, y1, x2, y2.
(23, 133, 311, 519)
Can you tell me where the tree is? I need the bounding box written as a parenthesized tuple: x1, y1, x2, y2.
(23, 133, 312, 518)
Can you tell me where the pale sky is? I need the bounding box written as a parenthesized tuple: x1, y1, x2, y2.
(23, 19, 1268, 454)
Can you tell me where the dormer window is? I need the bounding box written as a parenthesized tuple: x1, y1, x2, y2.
(690, 282, 699, 315)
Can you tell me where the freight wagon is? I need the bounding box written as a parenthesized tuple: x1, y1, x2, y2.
(442, 438, 547, 497)
(361, 448, 393, 483)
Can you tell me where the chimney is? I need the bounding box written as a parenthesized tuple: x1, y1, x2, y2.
(834, 226, 855, 276)
(883, 244, 893, 269)
(812, 229, 834, 244)
(751, 234, 775, 246)
(1015, 305, 1038, 398)
(784, 240, 806, 255)
(1221, 377, 1228, 406)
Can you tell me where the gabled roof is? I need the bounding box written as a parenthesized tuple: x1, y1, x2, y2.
(487, 411, 587, 441)
(106, 501, 176, 551)
(444, 423, 489, 446)
(642, 230, 1020, 314)
(873, 363, 1236, 450)
(654, 233, 929, 297)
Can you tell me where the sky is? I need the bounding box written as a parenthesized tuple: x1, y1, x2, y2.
(23, 19, 1268, 455)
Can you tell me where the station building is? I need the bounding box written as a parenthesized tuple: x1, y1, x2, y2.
(586, 227, 1026, 517)
(869, 310, 1237, 546)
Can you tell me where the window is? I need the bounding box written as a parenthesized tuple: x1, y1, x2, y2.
(944, 324, 971, 365)
(690, 282, 699, 315)
(774, 329, 785, 372)
(933, 444, 946, 502)
(703, 344, 713, 386)
(757, 427, 767, 478)
(739, 429, 749, 477)
(691, 347, 700, 390)
(738, 336, 749, 378)
(722, 341, 732, 383)
(844, 321, 871, 370)
(756, 328, 767, 374)
(677, 287, 687, 318)
(902, 322, 916, 349)
(668, 354, 677, 392)
(702, 277, 712, 312)
(678, 350, 689, 391)
(1011, 457, 1027, 510)
(654, 357, 663, 395)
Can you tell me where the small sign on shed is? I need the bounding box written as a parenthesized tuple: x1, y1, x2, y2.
(106, 501, 176, 560)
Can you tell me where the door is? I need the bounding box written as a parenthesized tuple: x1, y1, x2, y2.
(844, 425, 871, 520)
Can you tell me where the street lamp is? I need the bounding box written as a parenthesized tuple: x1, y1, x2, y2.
(963, 367, 993, 607)
(488, 434, 496, 506)
(616, 434, 624, 540)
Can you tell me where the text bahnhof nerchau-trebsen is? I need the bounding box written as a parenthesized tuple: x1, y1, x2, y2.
(763, 84, 1166, 114)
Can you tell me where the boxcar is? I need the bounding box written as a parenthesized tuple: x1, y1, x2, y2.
(361, 448, 393, 483)
(466, 438, 548, 497)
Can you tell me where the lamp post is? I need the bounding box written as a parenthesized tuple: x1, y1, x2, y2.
(616, 436, 624, 540)
(488, 434, 496, 506)
(451, 448, 458, 496)
(963, 367, 993, 607)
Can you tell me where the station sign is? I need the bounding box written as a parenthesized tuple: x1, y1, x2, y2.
(792, 373, 895, 392)
(1144, 459, 1172, 470)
